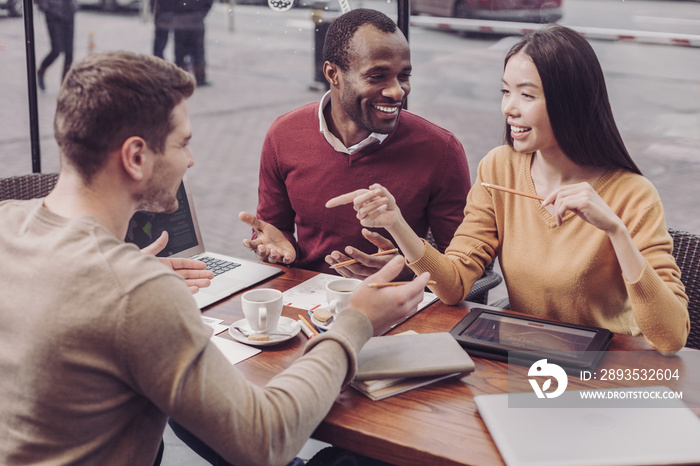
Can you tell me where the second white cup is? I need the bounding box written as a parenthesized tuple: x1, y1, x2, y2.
(325, 278, 362, 315)
(241, 288, 283, 334)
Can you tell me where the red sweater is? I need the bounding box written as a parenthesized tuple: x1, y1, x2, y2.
(257, 102, 471, 274)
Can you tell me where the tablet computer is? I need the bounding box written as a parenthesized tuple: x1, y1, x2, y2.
(449, 308, 613, 371)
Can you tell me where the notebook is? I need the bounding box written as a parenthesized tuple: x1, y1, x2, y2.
(351, 331, 474, 401)
(125, 176, 282, 309)
(475, 386, 700, 466)
(355, 332, 475, 381)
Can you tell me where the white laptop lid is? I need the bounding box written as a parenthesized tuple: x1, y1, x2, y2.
(475, 386, 700, 466)
(125, 176, 282, 308)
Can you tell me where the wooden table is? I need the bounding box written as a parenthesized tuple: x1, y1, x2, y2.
(203, 265, 700, 466)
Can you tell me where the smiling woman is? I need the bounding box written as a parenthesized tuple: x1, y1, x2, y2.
(500, 52, 559, 158)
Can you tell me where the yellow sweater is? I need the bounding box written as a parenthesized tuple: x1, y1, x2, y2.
(408, 146, 689, 352)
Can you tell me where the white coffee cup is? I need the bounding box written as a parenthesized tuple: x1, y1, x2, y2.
(325, 278, 362, 315)
(241, 288, 283, 334)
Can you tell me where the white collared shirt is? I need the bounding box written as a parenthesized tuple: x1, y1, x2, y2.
(317, 91, 389, 154)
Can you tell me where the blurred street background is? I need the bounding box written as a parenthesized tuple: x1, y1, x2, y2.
(2, 0, 699, 260)
(1, 1, 700, 461)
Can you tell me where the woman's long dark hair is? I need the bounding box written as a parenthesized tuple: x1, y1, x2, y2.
(504, 25, 642, 175)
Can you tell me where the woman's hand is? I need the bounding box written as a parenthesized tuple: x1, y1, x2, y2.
(327, 183, 426, 263)
(326, 183, 401, 230)
(544, 182, 644, 282)
(543, 182, 623, 233)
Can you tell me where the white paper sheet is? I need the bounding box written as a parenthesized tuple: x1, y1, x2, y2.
(201, 315, 228, 335)
(210, 335, 261, 365)
(282, 272, 438, 313)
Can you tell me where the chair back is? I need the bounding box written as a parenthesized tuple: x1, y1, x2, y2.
(669, 228, 700, 350)
(0, 173, 59, 201)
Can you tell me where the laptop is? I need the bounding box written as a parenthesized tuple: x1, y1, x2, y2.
(475, 386, 700, 466)
(125, 176, 283, 309)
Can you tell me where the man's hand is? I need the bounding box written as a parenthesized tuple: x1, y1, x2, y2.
(140, 231, 214, 294)
(238, 211, 296, 265)
(325, 229, 398, 279)
(349, 255, 431, 336)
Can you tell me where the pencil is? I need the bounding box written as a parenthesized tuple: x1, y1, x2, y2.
(330, 248, 398, 268)
(367, 280, 437, 288)
(298, 314, 320, 336)
(481, 182, 545, 201)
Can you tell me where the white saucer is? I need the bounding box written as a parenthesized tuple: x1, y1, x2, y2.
(228, 317, 301, 347)
(310, 309, 334, 331)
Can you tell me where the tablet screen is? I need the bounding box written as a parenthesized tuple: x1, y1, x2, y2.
(460, 311, 597, 357)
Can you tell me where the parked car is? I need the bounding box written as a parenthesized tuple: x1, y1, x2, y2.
(0, 0, 22, 17)
(411, 0, 562, 23)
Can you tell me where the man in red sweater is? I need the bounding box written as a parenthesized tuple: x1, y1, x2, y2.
(239, 8, 471, 278)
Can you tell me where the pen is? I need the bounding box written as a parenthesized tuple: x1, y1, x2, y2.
(330, 248, 398, 268)
(367, 280, 437, 288)
(298, 314, 320, 337)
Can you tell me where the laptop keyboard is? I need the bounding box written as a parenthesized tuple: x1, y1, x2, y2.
(200, 256, 242, 277)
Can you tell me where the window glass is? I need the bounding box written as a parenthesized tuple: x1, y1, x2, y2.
(2, 0, 699, 255)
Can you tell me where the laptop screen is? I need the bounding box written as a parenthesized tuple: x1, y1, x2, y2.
(125, 182, 199, 257)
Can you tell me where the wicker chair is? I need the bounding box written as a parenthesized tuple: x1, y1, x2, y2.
(425, 228, 503, 305)
(669, 228, 700, 350)
(0, 173, 59, 201)
(490, 228, 700, 350)
(465, 263, 503, 305)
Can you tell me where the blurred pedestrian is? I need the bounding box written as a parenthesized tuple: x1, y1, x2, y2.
(172, 0, 213, 86)
(151, 0, 212, 86)
(151, 0, 174, 60)
(36, 0, 78, 91)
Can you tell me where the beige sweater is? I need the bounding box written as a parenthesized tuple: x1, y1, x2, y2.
(0, 199, 372, 466)
(408, 146, 689, 352)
